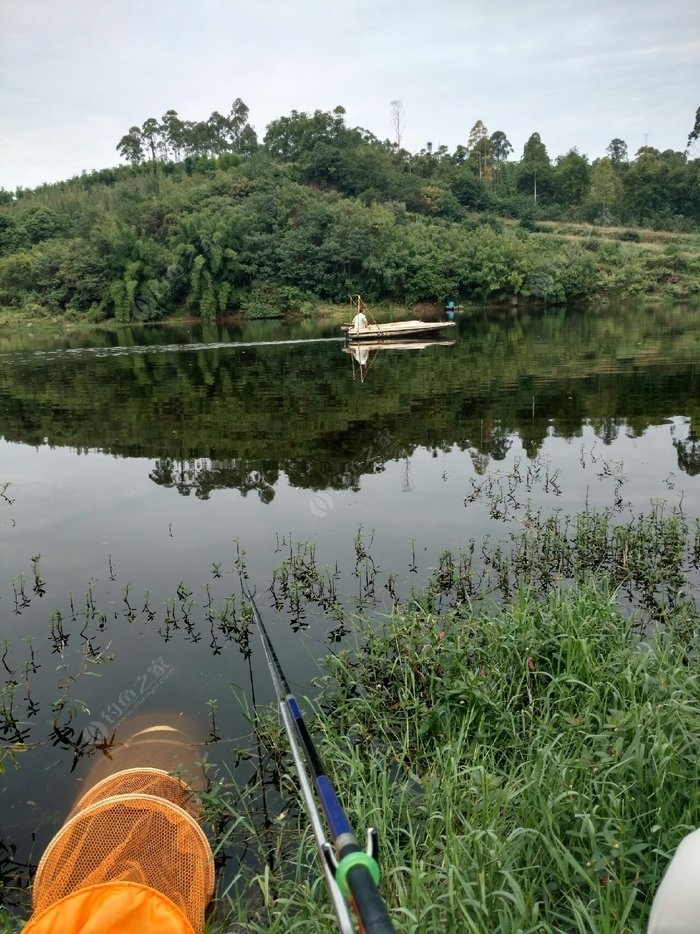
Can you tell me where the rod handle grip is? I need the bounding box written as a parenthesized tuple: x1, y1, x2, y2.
(347, 863, 396, 933)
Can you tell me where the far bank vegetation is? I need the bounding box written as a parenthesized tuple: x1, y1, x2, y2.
(1, 102, 700, 322)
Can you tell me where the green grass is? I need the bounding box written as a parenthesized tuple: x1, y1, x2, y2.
(208, 579, 700, 932)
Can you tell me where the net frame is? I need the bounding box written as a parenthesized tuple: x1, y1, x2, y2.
(33, 790, 214, 930)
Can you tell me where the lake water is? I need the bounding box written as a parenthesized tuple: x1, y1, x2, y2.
(1, 302, 700, 900)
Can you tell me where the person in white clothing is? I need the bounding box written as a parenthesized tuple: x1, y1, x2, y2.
(352, 310, 367, 331)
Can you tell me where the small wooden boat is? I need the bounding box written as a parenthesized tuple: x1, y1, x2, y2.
(343, 294, 456, 343)
(342, 319, 456, 342)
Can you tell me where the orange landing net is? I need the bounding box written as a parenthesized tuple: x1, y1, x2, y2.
(25, 720, 214, 934)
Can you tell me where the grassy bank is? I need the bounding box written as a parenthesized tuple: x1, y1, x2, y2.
(0, 298, 403, 334)
(207, 579, 699, 933)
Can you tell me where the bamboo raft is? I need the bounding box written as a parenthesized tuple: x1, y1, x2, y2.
(342, 295, 456, 343)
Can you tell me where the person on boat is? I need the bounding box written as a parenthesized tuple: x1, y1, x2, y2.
(352, 309, 368, 330)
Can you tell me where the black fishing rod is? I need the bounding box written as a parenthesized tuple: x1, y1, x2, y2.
(242, 580, 395, 934)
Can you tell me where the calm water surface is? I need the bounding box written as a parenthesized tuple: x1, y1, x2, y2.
(1, 304, 699, 891)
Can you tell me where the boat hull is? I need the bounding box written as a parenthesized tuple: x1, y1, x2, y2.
(342, 320, 456, 342)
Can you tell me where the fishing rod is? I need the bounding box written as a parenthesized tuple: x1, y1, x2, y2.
(242, 579, 395, 934)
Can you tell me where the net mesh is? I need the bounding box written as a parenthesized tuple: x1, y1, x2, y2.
(31, 718, 214, 932)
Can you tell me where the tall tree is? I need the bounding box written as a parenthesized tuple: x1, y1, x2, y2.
(467, 119, 488, 151)
(207, 111, 230, 154)
(489, 131, 513, 188)
(489, 130, 513, 164)
(606, 138, 629, 171)
(116, 127, 145, 165)
(140, 117, 161, 162)
(466, 120, 491, 182)
(621, 148, 671, 222)
(519, 132, 552, 202)
(552, 149, 590, 206)
(161, 110, 186, 161)
(588, 158, 620, 220)
(115, 99, 257, 166)
(180, 120, 210, 157)
(223, 99, 258, 154)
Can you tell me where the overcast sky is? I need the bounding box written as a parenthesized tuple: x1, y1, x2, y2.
(1, 0, 698, 191)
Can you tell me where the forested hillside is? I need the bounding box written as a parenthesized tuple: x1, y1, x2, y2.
(1, 102, 699, 321)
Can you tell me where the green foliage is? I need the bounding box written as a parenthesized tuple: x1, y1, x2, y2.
(517, 210, 540, 232)
(239, 283, 313, 318)
(19, 205, 66, 244)
(552, 149, 591, 206)
(1, 106, 699, 321)
(0, 238, 109, 313)
(450, 170, 495, 210)
(588, 158, 622, 220)
(518, 132, 554, 202)
(116, 99, 258, 166)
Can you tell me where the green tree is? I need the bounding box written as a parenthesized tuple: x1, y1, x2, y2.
(264, 107, 347, 163)
(225, 98, 258, 154)
(262, 106, 377, 191)
(467, 119, 488, 151)
(173, 211, 245, 318)
(161, 110, 186, 161)
(552, 149, 590, 207)
(452, 145, 468, 167)
(116, 126, 145, 165)
(451, 171, 495, 210)
(489, 130, 513, 164)
(20, 206, 65, 244)
(0, 214, 24, 256)
(606, 138, 629, 171)
(622, 148, 689, 223)
(466, 120, 492, 182)
(518, 133, 553, 203)
(182, 120, 213, 158)
(588, 158, 621, 221)
(140, 117, 162, 162)
(207, 111, 231, 155)
(116, 99, 256, 166)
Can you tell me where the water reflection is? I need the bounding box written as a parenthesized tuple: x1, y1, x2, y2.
(1, 305, 699, 490)
(343, 338, 456, 383)
(673, 426, 700, 476)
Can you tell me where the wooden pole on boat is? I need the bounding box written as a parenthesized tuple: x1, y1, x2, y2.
(348, 295, 384, 339)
